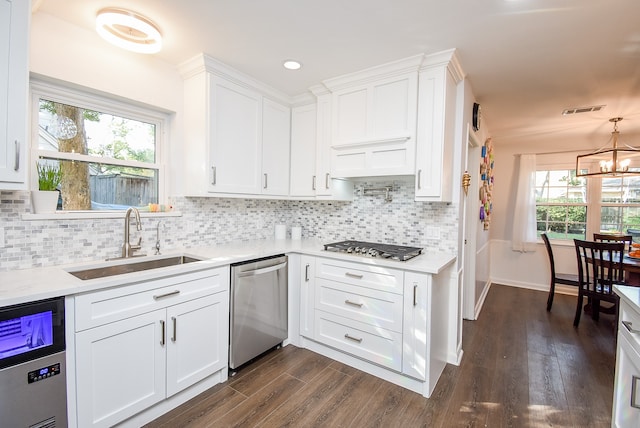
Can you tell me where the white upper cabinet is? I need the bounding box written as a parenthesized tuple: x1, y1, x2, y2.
(290, 103, 317, 197)
(180, 54, 290, 197)
(415, 50, 464, 202)
(0, 0, 28, 189)
(322, 55, 422, 178)
(209, 76, 263, 194)
(262, 97, 291, 195)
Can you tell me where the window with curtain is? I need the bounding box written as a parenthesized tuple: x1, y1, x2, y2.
(535, 169, 587, 240)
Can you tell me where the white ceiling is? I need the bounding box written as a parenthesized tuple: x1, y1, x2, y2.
(34, 0, 640, 150)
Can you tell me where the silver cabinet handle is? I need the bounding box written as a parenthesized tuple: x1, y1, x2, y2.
(632, 375, 640, 409)
(211, 166, 216, 185)
(305, 263, 310, 282)
(417, 169, 422, 190)
(264, 173, 268, 189)
(325, 172, 330, 189)
(345, 272, 363, 279)
(312, 175, 316, 191)
(14, 140, 19, 171)
(160, 320, 166, 346)
(344, 333, 363, 343)
(622, 320, 640, 334)
(413, 283, 418, 306)
(153, 290, 180, 300)
(171, 316, 177, 342)
(344, 300, 363, 308)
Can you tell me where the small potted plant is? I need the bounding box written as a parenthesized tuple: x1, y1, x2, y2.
(32, 163, 62, 213)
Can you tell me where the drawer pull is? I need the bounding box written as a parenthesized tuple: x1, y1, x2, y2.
(344, 333, 363, 343)
(345, 272, 364, 279)
(632, 375, 640, 409)
(171, 316, 177, 342)
(160, 320, 166, 346)
(622, 321, 640, 334)
(153, 290, 180, 300)
(344, 300, 363, 308)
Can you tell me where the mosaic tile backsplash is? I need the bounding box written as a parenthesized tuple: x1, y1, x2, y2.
(0, 178, 459, 271)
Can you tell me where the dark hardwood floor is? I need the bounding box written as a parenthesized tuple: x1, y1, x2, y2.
(145, 285, 616, 427)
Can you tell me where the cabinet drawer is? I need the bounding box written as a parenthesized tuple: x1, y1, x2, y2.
(315, 257, 403, 294)
(620, 302, 640, 354)
(315, 278, 402, 332)
(75, 266, 229, 331)
(314, 310, 402, 371)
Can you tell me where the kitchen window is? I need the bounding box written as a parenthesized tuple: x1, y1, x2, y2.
(31, 79, 167, 212)
(535, 167, 640, 241)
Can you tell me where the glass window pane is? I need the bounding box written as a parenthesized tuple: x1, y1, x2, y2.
(38, 99, 156, 163)
(37, 158, 158, 211)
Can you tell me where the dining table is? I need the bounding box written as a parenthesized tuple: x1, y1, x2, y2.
(622, 254, 640, 286)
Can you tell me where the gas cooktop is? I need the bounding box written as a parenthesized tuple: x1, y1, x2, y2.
(323, 241, 423, 261)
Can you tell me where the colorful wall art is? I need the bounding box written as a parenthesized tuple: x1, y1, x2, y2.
(479, 137, 494, 230)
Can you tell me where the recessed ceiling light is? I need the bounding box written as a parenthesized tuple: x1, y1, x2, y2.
(96, 8, 162, 54)
(283, 60, 302, 70)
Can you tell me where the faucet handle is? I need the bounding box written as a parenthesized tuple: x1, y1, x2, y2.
(131, 236, 142, 250)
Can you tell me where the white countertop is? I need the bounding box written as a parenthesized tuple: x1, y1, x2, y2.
(614, 284, 640, 312)
(0, 238, 456, 307)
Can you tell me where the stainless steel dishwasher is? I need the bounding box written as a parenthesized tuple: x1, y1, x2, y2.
(229, 254, 288, 371)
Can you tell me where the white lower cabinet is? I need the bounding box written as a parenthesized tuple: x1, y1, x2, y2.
(76, 309, 166, 428)
(613, 297, 640, 427)
(299, 255, 315, 338)
(300, 256, 451, 398)
(73, 267, 229, 428)
(402, 271, 430, 380)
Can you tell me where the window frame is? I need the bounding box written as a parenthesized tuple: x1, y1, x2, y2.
(535, 159, 640, 243)
(29, 77, 169, 214)
(535, 168, 589, 241)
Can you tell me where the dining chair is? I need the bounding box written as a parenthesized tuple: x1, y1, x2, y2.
(573, 239, 623, 330)
(593, 233, 633, 253)
(541, 233, 580, 311)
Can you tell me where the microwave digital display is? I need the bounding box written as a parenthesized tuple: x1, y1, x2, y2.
(0, 311, 54, 359)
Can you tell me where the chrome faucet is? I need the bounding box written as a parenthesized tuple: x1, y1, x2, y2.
(122, 207, 143, 258)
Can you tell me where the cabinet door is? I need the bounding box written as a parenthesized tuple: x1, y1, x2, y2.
(415, 65, 457, 201)
(262, 98, 290, 195)
(300, 255, 315, 338)
(613, 330, 640, 427)
(0, 0, 28, 188)
(166, 292, 229, 397)
(402, 271, 429, 381)
(210, 76, 262, 194)
(290, 104, 317, 197)
(315, 93, 334, 197)
(76, 310, 166, 428)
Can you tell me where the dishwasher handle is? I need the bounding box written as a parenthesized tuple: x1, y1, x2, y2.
(237, 261, 287, 277)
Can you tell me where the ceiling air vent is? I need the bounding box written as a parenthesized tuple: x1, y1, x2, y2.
(562, 105, 606, 115)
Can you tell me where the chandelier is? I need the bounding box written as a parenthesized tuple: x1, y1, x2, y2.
(576, 117, 640, 177)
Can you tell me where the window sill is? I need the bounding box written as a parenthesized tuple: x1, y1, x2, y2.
(21, 211, 182, 221)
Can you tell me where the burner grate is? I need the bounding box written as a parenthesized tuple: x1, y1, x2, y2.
(324, 241, 422, 261)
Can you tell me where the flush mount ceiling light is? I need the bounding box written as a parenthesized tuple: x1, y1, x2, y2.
(576, 117, 640, 177)
(283, 60, 302, 70)
(96, 8, 162, 54)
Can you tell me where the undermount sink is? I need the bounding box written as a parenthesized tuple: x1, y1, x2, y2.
(67, 255, 203, 280)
